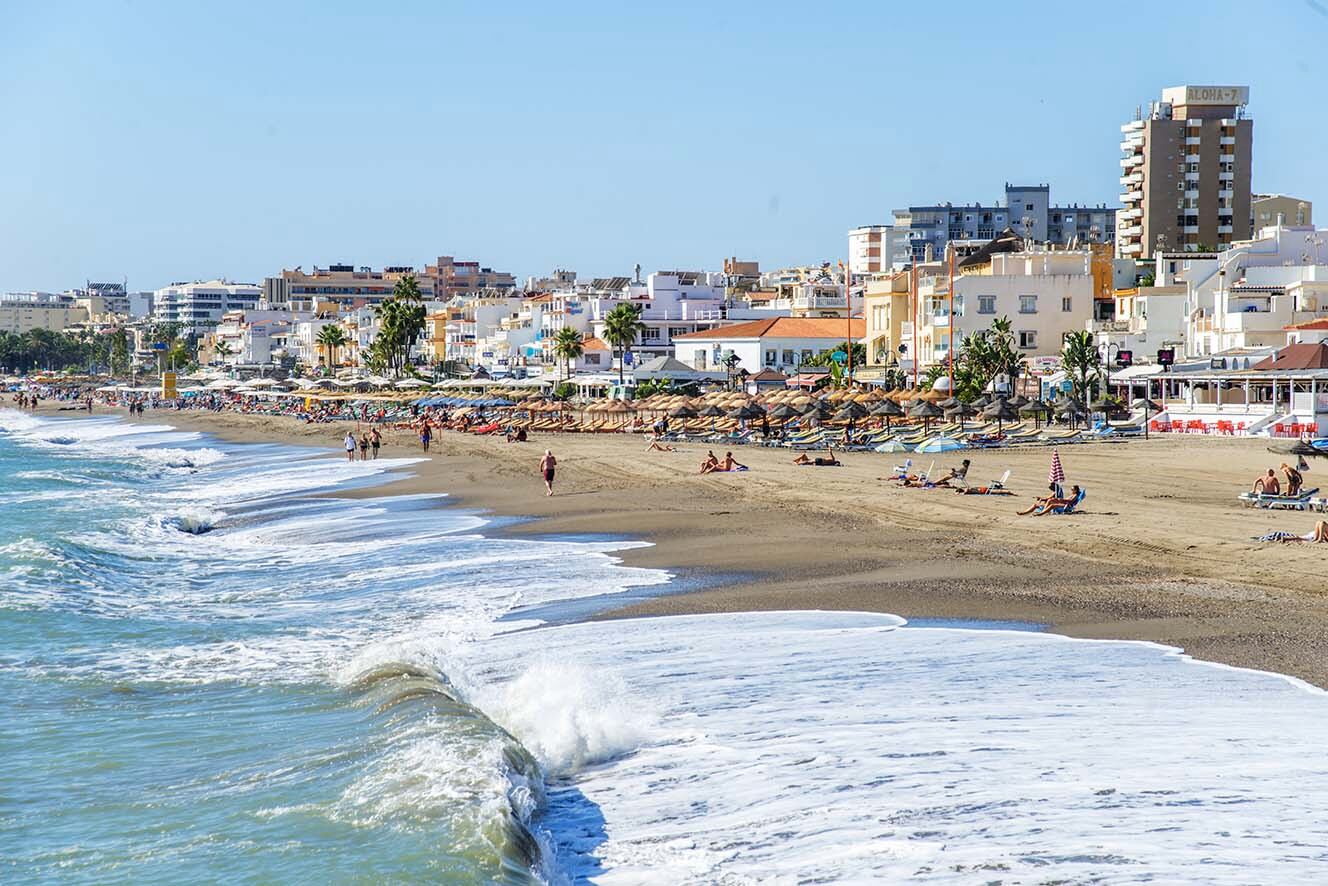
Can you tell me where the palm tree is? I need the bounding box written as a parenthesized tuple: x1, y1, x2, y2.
(393, 274, 424, 303)
(552, 326, 584, 380)
(316, 324, 349, 372)
(602, 303, 647, 384)
(214, 340, 235, 365)
(1060, 329, 1102, 409)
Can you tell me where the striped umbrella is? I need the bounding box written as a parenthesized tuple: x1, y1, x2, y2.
(1048, 449, 1065, 492)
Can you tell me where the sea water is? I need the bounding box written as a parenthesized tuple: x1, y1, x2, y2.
(2, 409, 1327, 884)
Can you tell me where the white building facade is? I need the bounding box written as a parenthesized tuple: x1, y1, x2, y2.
(153, 280, 262, 334)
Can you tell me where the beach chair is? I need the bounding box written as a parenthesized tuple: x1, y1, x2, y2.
(1048, 488, 1085, 514)
(1238, 488, 1320, 510)
(956, 469, 1012, 495)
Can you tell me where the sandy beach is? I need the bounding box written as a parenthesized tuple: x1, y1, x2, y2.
(80, 404, 1328, 687)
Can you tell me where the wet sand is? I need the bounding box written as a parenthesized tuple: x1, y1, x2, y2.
(88, 404, 1328, 687)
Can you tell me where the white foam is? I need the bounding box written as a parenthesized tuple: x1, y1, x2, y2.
(467, 611, 1328, 884)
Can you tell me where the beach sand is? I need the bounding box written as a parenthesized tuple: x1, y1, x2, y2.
(78, 404, 1328, 686)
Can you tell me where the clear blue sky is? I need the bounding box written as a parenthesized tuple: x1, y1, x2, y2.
(3, 1, 1326, 292)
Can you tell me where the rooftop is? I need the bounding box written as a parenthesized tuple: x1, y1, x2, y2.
(674, 317, 865, 341)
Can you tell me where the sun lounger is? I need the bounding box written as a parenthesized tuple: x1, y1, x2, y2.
(1238, 488, 1320, 510)
(957, 469, 1013, 495)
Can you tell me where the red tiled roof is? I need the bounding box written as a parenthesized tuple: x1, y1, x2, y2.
(1251, 342, 1328, 371)
(580, 336, 610, 351)
(674, 317, 865, 341)
(1284, 318, 1328, 331)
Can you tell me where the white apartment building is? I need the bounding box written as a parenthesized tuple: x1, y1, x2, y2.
(1089, 284, 1187, 363)
(154, 280, 262, 334)
(848, 225, 912, 276)
(1180, 225, 1328, 357)
(585, 271, 729, 372)
(211, 309, 302, 365)
(909, 250, 1097, 366)
(446, 293, 528, 368)
(673, 317, 865, 374)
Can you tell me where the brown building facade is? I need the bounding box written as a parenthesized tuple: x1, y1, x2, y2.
(1118, 86, 1252, 259)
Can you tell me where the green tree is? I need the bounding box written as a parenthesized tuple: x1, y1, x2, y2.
(316, 324, 349, 371)
(109, 329, 130, 376)
(601, 303, 647, 383)
(1060, 329, 1103, 408)
(551, 326, 584, 380)
(214, 340, 235, 364)
(393, 274, 424, 303)
(371, 298, 427, 376)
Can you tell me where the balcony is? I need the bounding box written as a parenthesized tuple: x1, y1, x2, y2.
(1218, 170, 1234, 180)
(1184, 189, 1199, 199)
(1121, 208, 1142, 220)
(1220, 153, 1234, 163)
(1219, 225, 1233, 234)
(1218, 189, 1233, 199)
(1118, 225, 1143, 238)
(1120, 242, 1143, 255)
(1184, 225, 1200, 234)
(1120, 155, 1144, 168)
(1184, 153, 1200, 163)
(1220, 136, 1236, 146)
(1121, 190, 1143, 203)
(1121, 120, 1144, 132)
(1186, 118, 1202, 128)
(1119, 172, 1143, 186)
(1185, 136, 1201, 146)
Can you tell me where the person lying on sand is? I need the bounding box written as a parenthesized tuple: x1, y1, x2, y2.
(647, 440, 676, 452)
(1017, 484, 1078, 516)
(699, 450, 720, 473)
(1252, 468, 1280, 495)
(956, 483, 1013, 496)
(1258, 521, 1328, 543)
(793, 447, 840, 467)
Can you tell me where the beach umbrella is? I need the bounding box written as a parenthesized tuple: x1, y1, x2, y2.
(728, 403, 765, 421)
(1049, 449, 1066, 493)
(801, 399, 831, 417)
(1133, 396, 1161, 439)
(835, 401, 869, 420)
(1007, 394, 1029, 409)
(938, 396, 962, 410)
(908, 399, 944, 433)
(971, 394, 991, 408)
(916, 436, 967, 453)
(699, 404, 726, 417)
(871, 398, 903, 431)
(981, 397, 1020, 433)
(874, 440, 909, 453)
(1020, 398, 1051, 428)
(669, 404, 699, 419)
(944, 402, 978, 426)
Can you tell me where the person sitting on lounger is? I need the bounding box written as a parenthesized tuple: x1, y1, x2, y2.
(1018, 484, 1078, 516)
(1253, 469, 1280, 495)
(793, 447, 840, 467)
(934, 459, 971, 488)
(699, 450, 720, 473)
(1282, 462, 1304, 497)
(647, 439, 676, 452)
(1258, 520, 1328, 543)
(718, 451, 747, 472)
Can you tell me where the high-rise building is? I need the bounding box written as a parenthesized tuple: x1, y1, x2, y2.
(1117, 85, 1252, 259)
(847, 225, 911, 275)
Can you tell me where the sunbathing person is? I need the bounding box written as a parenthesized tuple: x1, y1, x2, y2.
(1025, 485, 1083, 516)
(647, 440, 676, 452)
(716, 451, 748, 472)
(699, 450, 720, 474)
(1282, 462, 1304, 497)
(793, 447, 841, 467)
(1017, 483, 1076, 516)
(957, 483, 1013, 496)
(1252, 469, 1280, 495)
(1258, 521, 1328, 543)
(934, 459, 971, 488)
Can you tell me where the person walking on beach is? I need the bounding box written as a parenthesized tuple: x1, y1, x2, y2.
(370, 427, 382, 460)
(540, 449, 557, 496)
(420, 423, 432, 453)
(344, 431, 356, 462)
(358, 433, 370, 461)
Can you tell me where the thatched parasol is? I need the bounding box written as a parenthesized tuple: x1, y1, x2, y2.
(982, 397, 1020, 432)
(909, 399, 944, 433)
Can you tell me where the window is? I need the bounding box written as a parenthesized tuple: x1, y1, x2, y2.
(585, 353, 601, 365)
(764, 349, 776, 365)
(1062, 296, 1073, 312)
(694, 349, 707, 369)
(1177, 182, 1185, 191)
(978, 295, 996, 314)
(782, 349, 794, 365)
(1025, 203, 1034, 211)
(1019, 295, 1038, 314)
(1018, 330, 1038, 349)
(801, 350, 813, 364)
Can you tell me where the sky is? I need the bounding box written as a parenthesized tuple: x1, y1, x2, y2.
(3, 0, 1328, 292)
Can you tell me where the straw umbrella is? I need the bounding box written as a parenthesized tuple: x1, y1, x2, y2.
(908, 399, 944, 434)
(944, 401, 978, 430)
(981, 397, 1020, 433)
(1019, 398, 1051, 428)
(871, 398, 903, 431)
(1132, 397, 1161, 439)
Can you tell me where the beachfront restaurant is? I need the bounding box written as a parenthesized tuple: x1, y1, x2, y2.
(1115, 343, 1328, 437)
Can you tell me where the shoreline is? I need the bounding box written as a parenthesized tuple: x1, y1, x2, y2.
(42, 403, 1328, 687)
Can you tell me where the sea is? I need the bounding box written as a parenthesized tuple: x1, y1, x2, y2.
(2, 407, 1328, 884)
